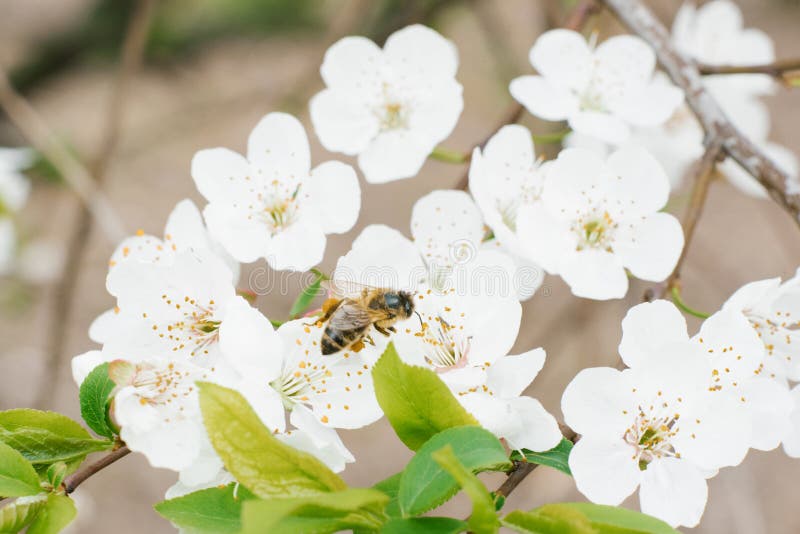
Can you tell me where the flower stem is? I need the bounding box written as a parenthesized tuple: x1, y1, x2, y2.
(429, 146, 470, 164)
(532, 129, 571, 144)
(670, 286, 710, 319)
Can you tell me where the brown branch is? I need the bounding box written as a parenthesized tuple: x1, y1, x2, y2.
(63, 446, 130, 495)
(600, 0, 800, 228)
(699, 58, 800, 79)
(35, 0, 156, 409)
(563, 0, 601, 31)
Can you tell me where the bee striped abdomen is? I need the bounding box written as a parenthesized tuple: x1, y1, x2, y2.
(321, 324, 367, 355)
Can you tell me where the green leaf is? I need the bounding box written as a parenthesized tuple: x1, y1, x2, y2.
(431, 446, 498, 534)
(373, 472, 402, 519)
(502, 505, 595, 534)
(155, 483, 255, 533)
(511, 439, 574, 475)
(0, 441, 41, 497)
(26, 494, 76, 534)
(0, 410, 113, 465)
(44, 463, 67, 491)
(0, 494, 48, 533)
(240, 488, 388, 534)
(290, 270, 325, 318)
(78, 363, 117, 439)
(399, 426, 510, 517)
(564, 503, 679, 534)
(372, 343, 478, 451)
(382, 517, 468, 534)
(197, 382, 346, 498)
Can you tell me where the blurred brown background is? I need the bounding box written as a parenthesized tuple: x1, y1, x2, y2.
(0, 0, 798, 532)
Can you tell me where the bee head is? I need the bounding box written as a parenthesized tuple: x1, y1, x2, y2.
(385, 290, 416, 319)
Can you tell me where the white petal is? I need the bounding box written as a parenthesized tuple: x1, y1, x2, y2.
(219, 297, 283, 380)
(88, 308, 121, 345)
(782, 385, 800, 458)
(616, 79, 684, 127)
(561, 367, 633, 438)
(284, 405, 354, 472)
(560, 249, 628, 300)
(503, 396, 562, 452)
(569, 437, 641, 505)
(515, 203, 575, 274)
(568, 111, 631, 145)
(358, 130, 432, 183)
(247, 112, 310, 180)
(410, 190, 484, 268)
(203, 203, 271, 264)
(509, 76, 577, 121)
(305, 161, 361, 234)
(265, 218, 327, 272)
(605, 145, 671, 214)
(639, 458, 708, 528)
(383, 24, 459, 82)
(723, 277, 781, 313)
(486, 348, 546, 398)
(542, 148, 610, 215)
(309, 89, 380, 155)
(407, 81, 463, 144)
(740, 377, 793, 451)
(529, 29, 592, 92)
(320, 36, 383, 93)
(238, 379, 286, 433)
(694, 308, 765, 380)
(593, 35, 656, 104)
(619, 300, 689, 367)
(614, 212, 684, 281)
(460, 295, 522, 366)
(191, 148, 251, 204)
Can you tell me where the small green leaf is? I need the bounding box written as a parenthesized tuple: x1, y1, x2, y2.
(0, 441, 42, 497)
(155, 483, 255, 533)
(372, 343, 478, 451)
(511, 439, 574, 475)
(197, 382, 346, 498)
(564, 503, 679, 534)
(431, 446, 499, 534)
(0, 410, 113, 465)
(240, 488, 388, 534)
(0, 494, 48, 532)
(290, 271, 325, 318)
(26, 494, 76, 534)
(399, 426, 511, 517)
(45, 463, 68, 490)
(382, 517, 468, 534)
(502, 505, 595, 534)
(373, 472, 402, 519)
(78, 363, 117, 439)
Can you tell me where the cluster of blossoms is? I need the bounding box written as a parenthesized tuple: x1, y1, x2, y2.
(62, 2, 800, 530)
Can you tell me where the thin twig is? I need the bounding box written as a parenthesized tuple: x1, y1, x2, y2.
(63, 446, 130, 494)
(600, 0, 800, 227)
(699, 58, 800, 79)
(35, 0, 155, 409)
(563, 0, 601, 31)
(645, 139, 723, 301)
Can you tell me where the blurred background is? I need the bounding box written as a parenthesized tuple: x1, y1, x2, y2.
(0, 0, 798, 532)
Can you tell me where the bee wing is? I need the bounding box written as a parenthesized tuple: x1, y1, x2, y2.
(327, 300, 374, 331)
(322, 279, 382, 299)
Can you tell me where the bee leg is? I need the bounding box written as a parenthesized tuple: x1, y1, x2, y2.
(364, 335, 376, 346)
(374, 325, 392, 337)
(387, 326, 397, 333)
(351, 339, 365, 352)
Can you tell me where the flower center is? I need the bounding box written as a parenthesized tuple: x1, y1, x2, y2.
(155, 295, 220, 357)
(421, 315, 471, 371)
(131, 362, 203, 416)
(271, 362, 332, 409)
(257, 185, 301, 236)
(379, 101, 408, 131)
(624, 415, 679, 469)
(574, 211, 616, 251)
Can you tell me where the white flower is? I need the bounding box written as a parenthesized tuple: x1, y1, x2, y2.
(671, 0, 798, 197)
(310, 24, 463, 183)
(782, 385, 800, 458)
(620, 300, 791, 453)
(225, 318, 383, 432)
(101, 249, 269, 369)
(0, 147, 33, 215)
(110, 358, 212, 472)
(517, 146, 683, 300)
(510, 30, 683, 145)
(0, 218, 16, 276)
(192, 112, 360, 270)
(722, 270, 800, 383)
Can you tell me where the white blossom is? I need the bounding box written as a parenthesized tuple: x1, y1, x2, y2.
(0, 147, 33, 275)
(517, 146, 683, 300)
(193, 112, 360, 271)
(310, 24, 463, 183)
(510, 29, 682, 145)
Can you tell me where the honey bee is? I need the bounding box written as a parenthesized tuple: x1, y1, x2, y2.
(312, 281, 418, 355)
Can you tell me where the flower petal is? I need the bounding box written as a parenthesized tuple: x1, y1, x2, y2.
(561, 367, 632, 438)
(191, 148, 251, 204)
(639, 458, 708, 528)
(529, 29, 592, 92)
(619, 300, 689, 367)
(320, 36, 383, 94)
(503, 396, 562, 452)
(383, 24, 459, 82)
(309, 89, 380, 155)
(604, 145, 671, 215)
(614, 212, 684, 282)
(559, 248, 628, 300)
(509, 75, 577, 121)
(568, 111, 631, 145)
(247, 112, 310, 180)
(306, 160, 361, 234)
(203, 203, 271, 264)
(265, 218, 326, 272)
(358, 130, 432, 183)
(219, 297, 283, 381)
(486, 348, 546, 398)
(569, 437, 641, 505)
(410, 190, 484, 268)
(516, 203, 575, 273)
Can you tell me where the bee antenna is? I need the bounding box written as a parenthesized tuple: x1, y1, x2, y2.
(414, 310, 424, 329)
